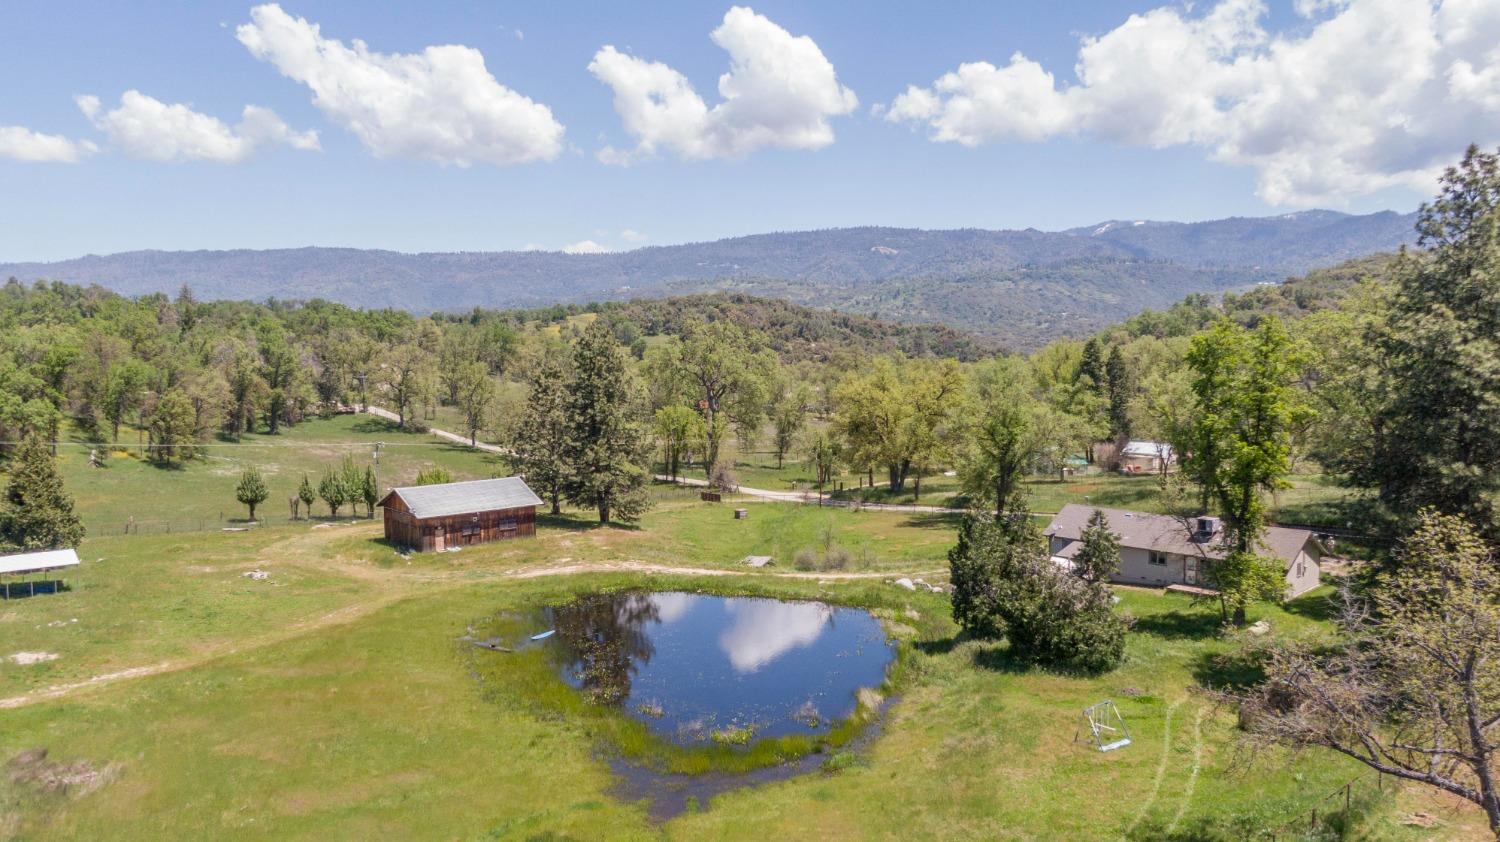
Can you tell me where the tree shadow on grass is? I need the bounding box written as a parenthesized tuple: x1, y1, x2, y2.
(351, 417, 404, 435)
(1132, 609, 1226, 640)
(898, 512, 964, 531)
(535, 513, 642, 534)
(1192, 648, 1268, 692)
(1281, 591, 1338, 623)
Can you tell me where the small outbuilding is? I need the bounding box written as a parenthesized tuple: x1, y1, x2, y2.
(0, 548, 80, 599)
(378, 476, 542, 552)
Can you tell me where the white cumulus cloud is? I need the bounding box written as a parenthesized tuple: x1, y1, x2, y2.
(562, 239, 609, 254)
(0, 126, 97, 163)
(589, 6, 857, 163)
(620, 228, 647, 243)
(76, 91, 318, 163)
(884, 0, 1500, 205)
(236, 3, 564, 167)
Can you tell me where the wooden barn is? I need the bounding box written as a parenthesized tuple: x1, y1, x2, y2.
(378, 476, 542, 552)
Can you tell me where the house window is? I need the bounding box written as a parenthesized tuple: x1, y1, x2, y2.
(1148, 551, 1169, 567)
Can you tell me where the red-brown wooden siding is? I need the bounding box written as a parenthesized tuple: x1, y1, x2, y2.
(381, 494, 536, 551)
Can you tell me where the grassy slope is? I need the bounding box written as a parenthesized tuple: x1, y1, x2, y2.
(2, 560, 1476, 839)
(0, 416, 1476, 838)
(57, 414, 509, 535)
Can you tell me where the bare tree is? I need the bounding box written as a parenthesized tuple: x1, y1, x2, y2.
(1241, 510, 1500, 835)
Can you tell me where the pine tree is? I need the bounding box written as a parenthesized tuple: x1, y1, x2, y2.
(318, 468, 347, 518)
(297, 474, 315, 519)
(1, 436, 85, 550)
(235, 466, 269, 522)
(1105, 346, 1133, 440)
(561, 321, 651, 524)
(1072, 509, 1121, 584)
(1371, 145, 1500, 539)
(361, 466, 379, 518)
(338, 456, 363, 513)
(510, 351, 571, 515)
(1078, 338, 1107, 396)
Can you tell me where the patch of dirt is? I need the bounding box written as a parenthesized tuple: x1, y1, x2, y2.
(8, 652, 58, 665)
(6, 748, 121, 797)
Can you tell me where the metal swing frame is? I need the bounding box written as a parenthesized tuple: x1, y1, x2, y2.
(1082, 700, 1132, 752)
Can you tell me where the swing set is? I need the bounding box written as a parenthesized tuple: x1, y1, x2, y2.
(1080, 700, 1132, 752)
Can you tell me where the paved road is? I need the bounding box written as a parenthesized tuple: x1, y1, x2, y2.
(363, 404, 962, 514)
(361, 406, 510, 456)
(656, 474, 965, 514)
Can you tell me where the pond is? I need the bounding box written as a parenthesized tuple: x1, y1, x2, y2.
(542, 591, 895, 745)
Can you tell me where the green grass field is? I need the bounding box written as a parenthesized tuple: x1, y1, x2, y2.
(57, 414, 508, 535)
(0, 416, 1475, 839)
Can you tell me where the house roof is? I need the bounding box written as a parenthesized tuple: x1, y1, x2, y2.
(1044, 504, 1315, 566)
(380, 477, 542, 520)
(0, 548, 80, 576)
(1121, 440, 1175, 459)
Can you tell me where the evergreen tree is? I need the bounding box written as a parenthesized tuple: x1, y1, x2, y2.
(948, 496, 1125, 672)
(361, 466, 379, 518)
(1078, 338, 1107, 395)
(510, 351, 571, 515)
(318, 468, 347, 518)
(1370, 145, 1500, 539)
(1, 436, 85, 550)
(297, 474, 315, 519)
(1072, 509, 1121, 584)
(1105, 346, 1133, 439)
(235, 466, 269, 522)
(339, 456, 363, 512)
(562, 321, 651, 524)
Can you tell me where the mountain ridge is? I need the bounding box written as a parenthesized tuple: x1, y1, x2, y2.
(0, 210, 1417, 349)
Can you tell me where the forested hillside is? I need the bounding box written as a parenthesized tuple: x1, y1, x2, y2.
(0, 210, 1415, 349)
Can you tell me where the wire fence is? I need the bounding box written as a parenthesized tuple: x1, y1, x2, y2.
(84, 512, 381, 538)
(1263, 770, 1391, 841)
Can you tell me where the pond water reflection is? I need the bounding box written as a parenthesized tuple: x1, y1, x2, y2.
(546, 592, 894, 744)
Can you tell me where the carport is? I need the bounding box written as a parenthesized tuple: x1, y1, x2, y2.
(0, 548, 80, 599)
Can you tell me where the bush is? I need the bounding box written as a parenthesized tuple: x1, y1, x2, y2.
(793, 544, 852, 572)
(710, 462, 740, 493)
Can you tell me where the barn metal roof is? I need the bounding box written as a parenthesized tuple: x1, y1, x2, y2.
(0, 548, 80, 576)
(382, 477, 542, 520)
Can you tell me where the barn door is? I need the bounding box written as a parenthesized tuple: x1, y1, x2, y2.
(434, 525, 446, 552)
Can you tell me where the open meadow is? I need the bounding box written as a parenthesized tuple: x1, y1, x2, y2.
(0, 419, 1485, 839)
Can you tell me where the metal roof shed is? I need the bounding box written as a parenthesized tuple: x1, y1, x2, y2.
(0, 548, 80, 599)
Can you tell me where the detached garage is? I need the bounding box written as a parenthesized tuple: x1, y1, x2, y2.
(378, 477, 542, 552)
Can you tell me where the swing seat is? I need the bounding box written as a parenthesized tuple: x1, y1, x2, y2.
(1099, 738, 1132, 752)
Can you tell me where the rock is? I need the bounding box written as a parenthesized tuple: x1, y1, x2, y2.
(9, 652, 58, 665)
(894, 578, 916, 591)
(242, 569, 270, 581)
(743, 555, 773, 568)
(1247, 620, 1272, 636)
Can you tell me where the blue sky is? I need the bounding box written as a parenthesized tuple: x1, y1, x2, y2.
(3, 1, 1495, 262)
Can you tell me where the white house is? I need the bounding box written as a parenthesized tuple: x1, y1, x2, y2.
(1117, 440, 1176, 474)
(1044, 504, 1322, 598)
